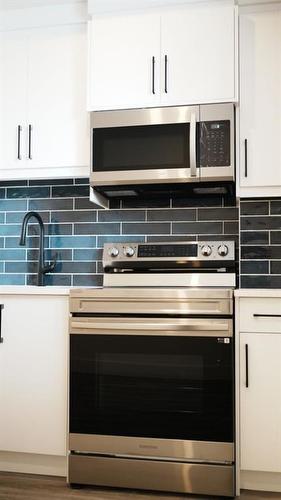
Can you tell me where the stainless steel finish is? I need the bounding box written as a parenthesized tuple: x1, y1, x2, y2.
(69, 434, 234, 463)
(124, 246, 135, 257)
(70, 287, 233, 316)
(69, 435, 233, 464)
(89, 186, 109, 209)
(68, 454, 234, 496)
(190, 112, 197, 177)
(103, 240, 235, 267)
(91, 104, 199, 129)
(90, 103, 234, 188)
(91, 168, 201, 186)
(201, 244, 212, 257)
(218, 244, 229, 257)
(70, 316, 233, 337)
(104, 272, 236, 288)
(108, 247, 119, 257)
(199, 103, 235, 181)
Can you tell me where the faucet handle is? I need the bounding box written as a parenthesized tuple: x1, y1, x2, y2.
(43, 253, 57, 274)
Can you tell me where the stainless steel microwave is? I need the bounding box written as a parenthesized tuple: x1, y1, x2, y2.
(90, 104, 235, 197)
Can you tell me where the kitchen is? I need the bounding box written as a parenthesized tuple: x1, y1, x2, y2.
(0, 0, 281, 499)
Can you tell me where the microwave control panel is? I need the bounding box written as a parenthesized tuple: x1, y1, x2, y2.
(199, 120, 230, 167)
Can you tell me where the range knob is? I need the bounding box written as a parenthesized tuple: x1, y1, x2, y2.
(124, 246, 135, 257)
(108, 247, 119, 258)
(218, 244, 229, 257)
(201, 245, 212, 257)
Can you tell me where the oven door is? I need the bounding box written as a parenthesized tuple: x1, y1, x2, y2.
(69, 316, 234, 463)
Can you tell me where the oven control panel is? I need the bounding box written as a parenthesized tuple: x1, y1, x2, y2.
(103, 240, 235, 268)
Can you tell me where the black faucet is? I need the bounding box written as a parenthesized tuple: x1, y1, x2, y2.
(19, 211, 57, 286)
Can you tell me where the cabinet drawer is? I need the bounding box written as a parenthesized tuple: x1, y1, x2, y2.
(239, 298, 281, 333)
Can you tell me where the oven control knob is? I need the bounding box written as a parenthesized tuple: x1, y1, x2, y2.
(124, 246, 135, 257)
(108, 247, 119, 258)
(218, 244, 229, 257)
(201, 245, 212, 257)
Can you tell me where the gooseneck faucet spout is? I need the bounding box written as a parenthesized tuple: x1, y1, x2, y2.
(19, 211, 56, 286)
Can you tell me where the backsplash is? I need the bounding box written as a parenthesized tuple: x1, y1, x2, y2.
(0, 178, 239, 286)
(240, 199, 281, 288)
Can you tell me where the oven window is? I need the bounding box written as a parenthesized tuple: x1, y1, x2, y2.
(70, 335, 233, 442)
(93, 123, 189, 171)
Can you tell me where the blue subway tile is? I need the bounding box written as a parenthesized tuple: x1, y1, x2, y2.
(5, 261, 37, 273)
(50, 236, 96, 248)
(29, 198, 73, 211)
(52, 185, 88, 198)
(0, 249, 26, 260)
(27, 274, 71, 286)
(74, 223, 120, 235)
(73, 274, 103, 287)
(29, 178, 74, 186)
(5, 236, 49, 249)
(97, 235, 145, 247)
(7, 187, 50, 199)
(0, 274, 25, 285)
(6, 211, 49, 224)
(0, 214, 4, 223)
(0, 224, 21, 236)
(0, 200, 28, 211)
(74, 249, 102, 261)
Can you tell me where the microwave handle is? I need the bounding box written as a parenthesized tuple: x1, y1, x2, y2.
(190, 113, 197, 177)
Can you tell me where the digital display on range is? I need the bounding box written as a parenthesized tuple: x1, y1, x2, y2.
(138, 244, 198, 258)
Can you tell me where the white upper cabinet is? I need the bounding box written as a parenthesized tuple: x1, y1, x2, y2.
(0, 22, 89, 180)
(27, 24, 89, 172)
(160, 3, 236, 106)
(239, 6, 281, 197)
(0, 30, 28, 171)
(88, 1, 237, 111)
(88, 13, 160, 111)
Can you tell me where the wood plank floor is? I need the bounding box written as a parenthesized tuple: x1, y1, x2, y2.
(0, 473, 280, 500)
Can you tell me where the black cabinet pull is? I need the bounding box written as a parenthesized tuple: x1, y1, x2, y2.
(28, 124, 33, 160)
(164, 55, 168, 94)
(253, 314, 281, 318)
(244, 138, 248, 177)
(0, 304, 4, 344)
(17, 125, 22, 160)
(152, 56, 155, 95)
(245, 343, 249, 388)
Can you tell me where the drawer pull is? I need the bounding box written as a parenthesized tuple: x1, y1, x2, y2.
(245, 343, 249, 388)
(253, 314, 281, 318)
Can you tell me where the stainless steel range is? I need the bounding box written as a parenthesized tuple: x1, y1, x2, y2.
(68, 240, 236, 497)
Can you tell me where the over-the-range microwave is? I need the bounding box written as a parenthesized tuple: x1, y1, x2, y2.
(90, 103, 235, 199)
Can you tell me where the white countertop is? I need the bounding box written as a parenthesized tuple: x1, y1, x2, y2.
(0, 285, 70, 295)
(1, 286, 281, 298)
(235, 289, 281, 298)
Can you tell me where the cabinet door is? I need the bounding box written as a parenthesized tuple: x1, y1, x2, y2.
(0, 30, 28, 172)
(88, 13, 160, 111)
(161, 2, 235, 106)
(239, 8, 281, 191)
(27, 24, 89, 172)
(240, 333, 281, 472)
(0, 295, 68, 456)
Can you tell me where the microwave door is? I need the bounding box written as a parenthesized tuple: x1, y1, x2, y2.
(199, 104, 235, 182)
(90, 106, 200, 187)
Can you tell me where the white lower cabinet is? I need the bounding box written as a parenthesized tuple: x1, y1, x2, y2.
(0, 294, 68, 456)
(240, 332, 281, 473)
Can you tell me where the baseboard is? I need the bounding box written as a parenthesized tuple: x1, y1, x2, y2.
(241, 470, 281, 493)
(0, 451, 67, 477)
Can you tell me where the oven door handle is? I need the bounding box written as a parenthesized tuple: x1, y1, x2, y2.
(70, 318, 232, 337)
